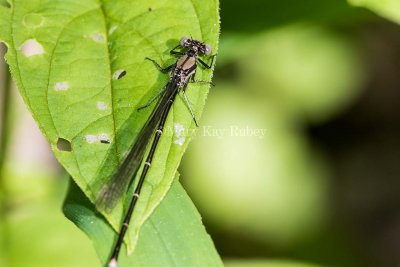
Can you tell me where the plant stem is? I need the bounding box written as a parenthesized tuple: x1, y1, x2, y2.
(0, 43, 12, 267)
(0, 47, 12, 174)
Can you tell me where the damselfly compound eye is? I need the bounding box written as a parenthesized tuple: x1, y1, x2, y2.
(180, 36, 190, 47)
(204, 44, 212, 56)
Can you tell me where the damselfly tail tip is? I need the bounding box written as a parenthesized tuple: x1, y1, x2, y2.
(108, 258, 118, 267)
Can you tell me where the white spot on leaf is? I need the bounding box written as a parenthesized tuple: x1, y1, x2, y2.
(54, 81, 69, 91)
(85, 135, 98, 144)
(85, 133, 111, 144)
(174, 137, 185, 146)
(174, 123, 186, 146)
(174, 123, 185, 136)
(97, 101, 108, 110)
(90, 33, 105, 43)
(21, 39, 44, 57)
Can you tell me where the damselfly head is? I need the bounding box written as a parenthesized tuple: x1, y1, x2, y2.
(203, 44, 212, 56)
(179, 36, 212, 56)
(180, 36, 191, 47)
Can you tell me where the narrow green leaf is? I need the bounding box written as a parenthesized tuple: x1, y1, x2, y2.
(1, 0, 219, 257)
(348, 0, 400, 23)
(64, 176, 223, 267)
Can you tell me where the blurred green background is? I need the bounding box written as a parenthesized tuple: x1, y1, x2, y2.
(1, 1, 400, 267)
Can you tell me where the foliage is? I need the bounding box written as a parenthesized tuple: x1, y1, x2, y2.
(0, 0, 221, 265)
(349, 0, 400, 24)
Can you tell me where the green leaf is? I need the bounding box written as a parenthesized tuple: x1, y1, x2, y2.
(0, 3, 11, 43)
(64, 176, 223, 267)
(1, 0, 219, 259)
(225, 259, 325, 267)
(348, 0, 400, 23)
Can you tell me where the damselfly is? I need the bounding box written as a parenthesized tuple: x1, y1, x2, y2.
(96, 37, 215, 267)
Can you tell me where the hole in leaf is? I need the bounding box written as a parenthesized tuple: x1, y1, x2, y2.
(148, 7, 152, 12)
(113, 69, 127, 80)
(57, 138, 72, 152)
(98, 133, 111, 144)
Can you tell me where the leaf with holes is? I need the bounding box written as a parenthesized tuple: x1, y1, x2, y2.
(0, 0, 220, 263)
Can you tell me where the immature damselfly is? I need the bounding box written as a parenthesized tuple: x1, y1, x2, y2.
(95, 37, 214, 267)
